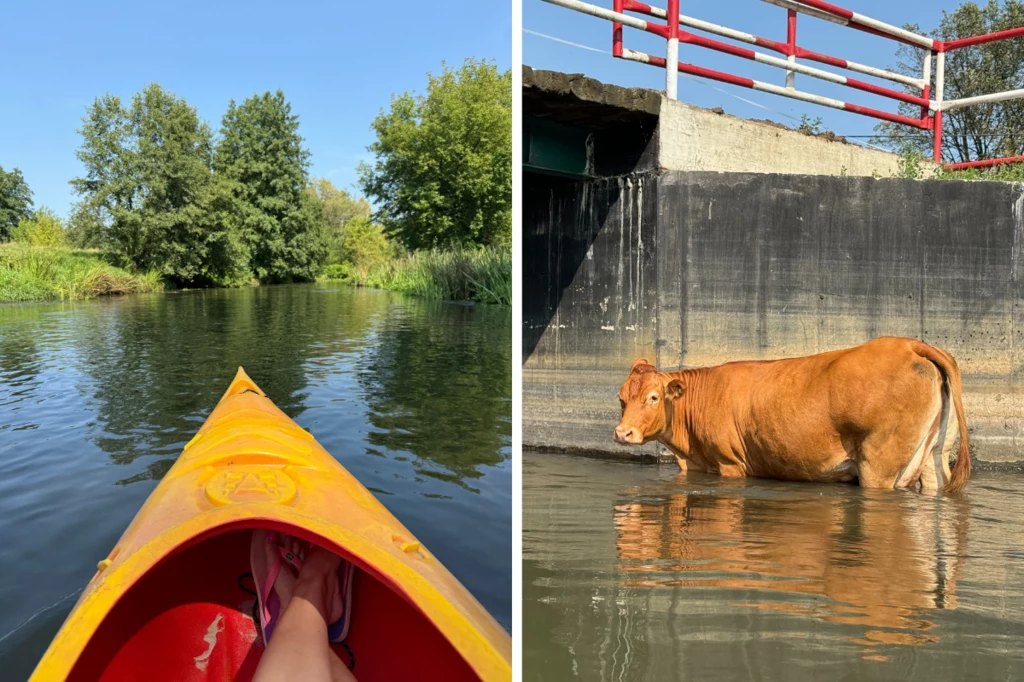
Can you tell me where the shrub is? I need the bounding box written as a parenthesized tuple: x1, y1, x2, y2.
(319, 263, 353, 281)
(339, 218, 394, 278)
(11, 208, 67, 247)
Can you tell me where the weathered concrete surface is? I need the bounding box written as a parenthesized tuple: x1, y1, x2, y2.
(523, 171, 661, 458)
(658, 97, 937, 177)
(523, 66, 661, 120)
(523, 171, 1024, 463)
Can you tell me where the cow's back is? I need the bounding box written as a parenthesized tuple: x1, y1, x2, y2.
(698, 337, 940, 480)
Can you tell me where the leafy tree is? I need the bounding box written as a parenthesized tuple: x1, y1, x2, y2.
(71, 84, 241, 284)
(11, 207, 66, 247)
(215, 91, 326, 282)
(305, 178, 371, 264)
(340, 216, 395, 277)
(66, 199, 107, 249)
(359, 58, 512, 250)
(871, 1, 1024, 164)
(185, 175, 252, 285)
(0, 166, 35, 241)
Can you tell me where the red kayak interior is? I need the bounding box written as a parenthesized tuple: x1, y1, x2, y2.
(66, 526, 481, 682)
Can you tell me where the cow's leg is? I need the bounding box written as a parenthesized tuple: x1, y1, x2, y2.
(858, 377, 945, 490)
(857, 462, 902, 489)
(937, 402, 958, 483)
(858, 418, 939, 490)
(916, 374, 957, 492)
(920, 384, 955, 492)
(674, 454, 688, 473)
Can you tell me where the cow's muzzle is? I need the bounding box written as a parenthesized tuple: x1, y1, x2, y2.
(614, 424, 643, 444)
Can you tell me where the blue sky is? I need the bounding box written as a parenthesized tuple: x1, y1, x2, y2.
(525, 0, 953, 147)
(1, 0, 511, 218)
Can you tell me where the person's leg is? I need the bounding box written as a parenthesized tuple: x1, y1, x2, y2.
(328, 648, 358, 682)
(253, 546, 356, 682)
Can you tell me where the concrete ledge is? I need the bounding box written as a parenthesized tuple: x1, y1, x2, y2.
(525, 446, 1024, 474)
(523, 66, 661, 122)
(658, 97, 939, 178)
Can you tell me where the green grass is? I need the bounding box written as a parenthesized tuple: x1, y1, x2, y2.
(357, 246, 511, 306)
(0, 244, 165, 303)
(937, 163, 1024, 182)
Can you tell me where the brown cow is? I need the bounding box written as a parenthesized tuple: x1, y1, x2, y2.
(614, 337, 970, 492)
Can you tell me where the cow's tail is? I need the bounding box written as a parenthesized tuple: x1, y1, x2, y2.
(911, 340, 970, 493)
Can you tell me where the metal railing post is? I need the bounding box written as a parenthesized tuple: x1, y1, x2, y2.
(920, 51, 932, 122)
(933, 50, 945, 163)
(613, 0, 624, 57)
(666, 0, 680, 99)
(786, 9, 797, 89)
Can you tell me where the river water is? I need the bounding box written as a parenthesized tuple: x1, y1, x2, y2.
(525, 451, 1024, 681)
(0, 284, 511, 680)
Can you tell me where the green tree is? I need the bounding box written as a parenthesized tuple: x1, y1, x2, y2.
(11, 207, 66, 247)
(305, 178, 371, 264)
(871, 1, 1024, 164)
(71, 84, 241, 284)
(66, 199, 107, 249)
(340, 216, 394, 277)
(359, 58, 512, 250)
(215, 91, 326, 282)
(0, 166, 35, 241)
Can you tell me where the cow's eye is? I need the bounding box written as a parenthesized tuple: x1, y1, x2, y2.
(649, 394, 659, 404)
(619, 399, 626, 410)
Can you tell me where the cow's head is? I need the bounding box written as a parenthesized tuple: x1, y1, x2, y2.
(614, 358, 684, 445)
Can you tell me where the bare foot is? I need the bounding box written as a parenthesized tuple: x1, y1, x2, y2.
(264, 534, 304, 608)
(294, 546, 344, 623)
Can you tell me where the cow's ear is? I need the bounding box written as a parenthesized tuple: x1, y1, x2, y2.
(665, 379, 685, 401)
(630, 358, 652, 374)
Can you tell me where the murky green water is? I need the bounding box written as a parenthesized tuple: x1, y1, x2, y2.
(0, 285, 511, 680)
(525, 451, 1024, 681)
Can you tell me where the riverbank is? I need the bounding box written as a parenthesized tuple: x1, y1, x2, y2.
(0, 244, 164, 303)
(320, 246, 512, 306)
(0, 243, 512, 306)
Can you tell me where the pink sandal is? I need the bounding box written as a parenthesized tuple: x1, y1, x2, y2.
(249, 530, 354, 644)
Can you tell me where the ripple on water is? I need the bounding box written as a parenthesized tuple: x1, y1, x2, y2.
(525, 451, 1024, 682)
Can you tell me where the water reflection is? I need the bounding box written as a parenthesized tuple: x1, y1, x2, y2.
(360, 301, 512, 488)
(614, 477, 968, 661)
(16, 286, 513, 484)
(70, 288, 348, 475)
(524, 452, 1024, 682)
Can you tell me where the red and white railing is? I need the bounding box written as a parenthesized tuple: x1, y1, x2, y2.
(540, 0, 1024, 170)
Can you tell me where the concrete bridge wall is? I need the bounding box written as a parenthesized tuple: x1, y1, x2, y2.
(523, 170, 1024, 464)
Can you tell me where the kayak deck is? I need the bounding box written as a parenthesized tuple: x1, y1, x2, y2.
(31, 368, 511, 682)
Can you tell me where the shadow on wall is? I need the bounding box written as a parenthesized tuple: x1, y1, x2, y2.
(523, 171, 658, 363)
(523, 172, 618, 360)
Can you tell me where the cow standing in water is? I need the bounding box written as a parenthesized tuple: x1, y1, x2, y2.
(614, 337, 970, 492)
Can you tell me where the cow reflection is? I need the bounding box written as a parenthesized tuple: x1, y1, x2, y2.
(613, 478, 968, 660)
